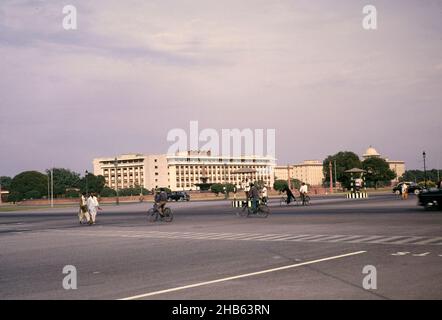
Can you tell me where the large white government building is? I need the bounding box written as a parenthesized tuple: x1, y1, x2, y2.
(93, 151, 276, 191)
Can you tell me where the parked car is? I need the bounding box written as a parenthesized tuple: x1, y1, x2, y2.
(167, 191, 190, 201)
(417, 188, 442, 210)
(392, 182, 422, 195)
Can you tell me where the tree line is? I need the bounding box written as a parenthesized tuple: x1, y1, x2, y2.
(0, 168, 149, 202)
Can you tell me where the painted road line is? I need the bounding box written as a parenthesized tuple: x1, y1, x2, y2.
(366, 236, 409, 244)
(391, 236, 428, 244)
(413, 237, 442, 245)
(348, 236, 387, 243)
(327, 235, 364, 242)
(308, 235, 350, 242)
(119, 250, 367, 300)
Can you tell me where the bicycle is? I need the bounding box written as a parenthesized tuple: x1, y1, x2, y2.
(239, 199, 270, 218)
(148, 203, 174, 222)
(300, 194, 311, 206)
(279, 195, 300, 207)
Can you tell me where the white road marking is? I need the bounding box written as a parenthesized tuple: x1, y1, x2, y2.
(413, 237, 442, 245)
(119, 250, 367, 300)
(391, 252, 410, 256)
(412, 252, 431, 257)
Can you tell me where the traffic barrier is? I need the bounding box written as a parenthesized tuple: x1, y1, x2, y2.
(346, 192, 368, 199)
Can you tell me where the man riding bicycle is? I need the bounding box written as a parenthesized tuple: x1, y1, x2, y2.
(248, 183, 260, 211)
(299, 182, 308, 205)
(282, 185, 296, 204)
(154, 188, 168, 216)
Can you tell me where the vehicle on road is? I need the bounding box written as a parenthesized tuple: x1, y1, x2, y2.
(167, 191, 190, 201)
(417, 188, 442, 210)
(393, 182, 422, 195)
(239, 200, 270, 218)
(147, 204, 174, 222)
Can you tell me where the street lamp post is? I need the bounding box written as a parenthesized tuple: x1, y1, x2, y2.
(85, 170, 89, 194)
(423, 151, 427, 189)
(114, 157, 120, 205)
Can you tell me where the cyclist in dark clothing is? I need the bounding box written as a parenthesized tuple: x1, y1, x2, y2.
(282, 186, 296, 204)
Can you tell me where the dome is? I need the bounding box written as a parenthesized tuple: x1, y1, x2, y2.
(363, 146, 381, 158)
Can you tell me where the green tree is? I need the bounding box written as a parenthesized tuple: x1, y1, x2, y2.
(273, 179, 289, 192)
(362, 157, 396, 188)
(10, 171, 48, 201)
(323, 151, 362, 189)
(79, 173, 105, 194)
(210, 183, 224, 195)
(290, 178, 302, 190)
(100, 187, 117, 197)
(401, 169, 441, 183)
(0, 176, 12, 190)
(45, 168, 81, 197)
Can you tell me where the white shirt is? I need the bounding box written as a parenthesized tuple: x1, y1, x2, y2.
(299, 185, 308, 194)
(401, 184, 408, 192)
(261, 187, 268, 197)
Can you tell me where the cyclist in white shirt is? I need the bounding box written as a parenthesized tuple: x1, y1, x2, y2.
(299, 183, 308, 205)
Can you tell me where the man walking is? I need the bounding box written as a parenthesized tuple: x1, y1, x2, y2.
(78, 192, 90, 224)
(87, 193, 101, 224)
(401, 183, 409, 200)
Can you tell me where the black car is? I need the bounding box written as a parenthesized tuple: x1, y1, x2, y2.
(167, 191, 190, 201)
(392, 182, 422, 195)
(417, 188, 442, 210)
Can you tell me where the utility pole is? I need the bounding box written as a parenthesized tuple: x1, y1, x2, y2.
(85, 170, 89, 194)
(334, 160, 337, 191)
(423, 151, 427, 189)
(0, 178, 2, 205)
(114, 157, 120, 205)
(329, 160, 333, 194)
(50, 168, 54, 208)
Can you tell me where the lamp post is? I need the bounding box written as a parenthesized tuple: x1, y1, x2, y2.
(85, 170, 89, 194)
(423, 151, 427, 189)
(114, 157, 120, 205)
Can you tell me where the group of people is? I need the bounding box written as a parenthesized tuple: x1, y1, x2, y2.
(78, 192, 101, 225)
(283, 183, 309, 205)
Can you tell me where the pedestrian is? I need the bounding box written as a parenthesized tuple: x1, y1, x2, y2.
(261, 185, 268, 204)
(401, 183, 408, 200)
(249, 183, 260, 211)
(438, 180, 442, 189)
(78, 192, 90, 224)
(244, 179, 250, 200)
(87, 193, 101, 224)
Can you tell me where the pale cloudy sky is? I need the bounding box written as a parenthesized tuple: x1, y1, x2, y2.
(0, 0, 441, 176)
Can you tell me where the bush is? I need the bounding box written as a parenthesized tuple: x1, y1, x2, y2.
(100, 187, 117, 197)
(65, 190, 80, 198)
(210, 183, 224, 195)
(273, 180, 288, 192)
(418, 181, 436, 188)
(24, 190, 41, 199)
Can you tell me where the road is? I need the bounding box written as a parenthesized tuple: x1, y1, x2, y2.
(0, 194, 441, 300)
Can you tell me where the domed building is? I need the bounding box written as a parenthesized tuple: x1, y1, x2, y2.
(362, 146, 405, 183)
(362, 146, 381, 159)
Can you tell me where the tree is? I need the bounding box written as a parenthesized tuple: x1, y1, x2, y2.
(0, 176, 12, 190)
(323, 151, 362, 189)
(273, 180, 288, 192)
(100, 187, 117, 197)
(400, 169, 441, 183)
(210, 183, 224, 195)
(45, 168, 81, 197)
(362, 157, 396, 188)
(79, 173, 105, 194)
(10, 171, 48, 201)
(290, 178, 302, 190)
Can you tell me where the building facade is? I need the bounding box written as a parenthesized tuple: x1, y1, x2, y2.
(362, 146, 405, 182)
(274, 160, 324, 186)
(93, 151, 276, 191)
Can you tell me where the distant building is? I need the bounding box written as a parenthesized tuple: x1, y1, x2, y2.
(274, 160, 324, 186)
(93, 151, 276, 191)
(361, 146, 405, 182)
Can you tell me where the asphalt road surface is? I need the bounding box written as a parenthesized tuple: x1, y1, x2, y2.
(1, 194, 441, 300)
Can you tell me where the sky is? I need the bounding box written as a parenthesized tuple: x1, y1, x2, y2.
(0, 0, 441, 177)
